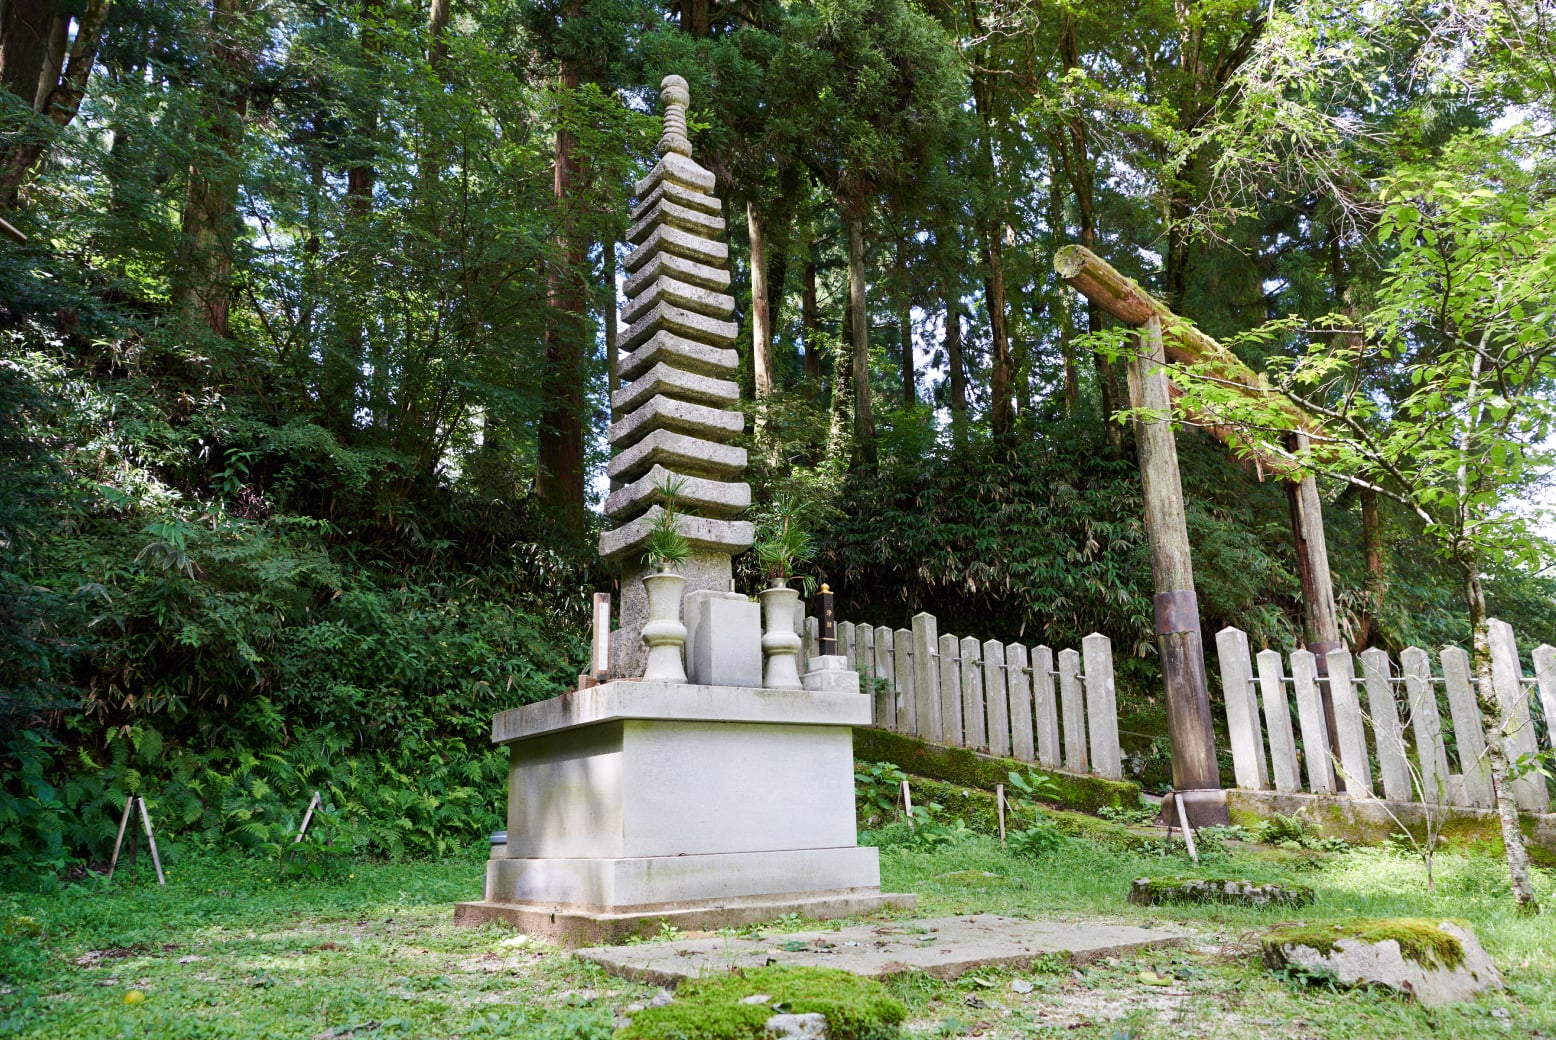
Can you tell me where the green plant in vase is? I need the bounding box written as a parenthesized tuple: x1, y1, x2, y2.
(640, 475, 691, 682)
(752, 496, 814, 690)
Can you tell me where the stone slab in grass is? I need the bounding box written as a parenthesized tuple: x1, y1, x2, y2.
(579, 914, 1191, 986)
(1129, 876, 1313, 907)
(1262, 918, 1502, 1006)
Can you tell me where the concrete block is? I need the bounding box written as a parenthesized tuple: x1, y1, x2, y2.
(626, 196, 727, 245)
(1256, 648, 1302, 793)
(620, 330, 738, 381)
(635, 150, 716, 197)
(488, 846, 882, 908)
(803, 656, 859, 695)
(1402, 647, 1451, 802)
(1082, 632, 1121, 780)
(1440, 646, 1493, 808)
(608, 395, 744, 450)
(630, 176, 722, 222)
(624, 251, 730, 298)
(624, 223, 729, 274)
(622, 273, 736, 325)
(598, 506, 753, 563)
(1216, 626, 1268, 790)
(1326, 648, 1374, 796)
(604, 465, 749, 522)
(686, 591, 761, 687)
(613, 362, 739, 415)
(604, 428, 747, 484)
(1290, 650, 1335, 795)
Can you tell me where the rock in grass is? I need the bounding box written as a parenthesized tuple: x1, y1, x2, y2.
(1261, 918, 1502, 1006)
(1129, 876, 1313, 907)
(766, 1012, 828, 1038)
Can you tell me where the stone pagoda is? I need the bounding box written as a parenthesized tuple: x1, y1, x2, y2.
(453, 76, 912, 944)
(600, 74, 753, 680)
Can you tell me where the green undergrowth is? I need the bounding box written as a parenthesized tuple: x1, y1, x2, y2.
(617, 966, 905, 1040)
(3, 831, 1556, 1038)
(1263, 917, 1467, 969)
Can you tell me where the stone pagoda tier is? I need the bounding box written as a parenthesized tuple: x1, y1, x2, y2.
(600, 74, 753, 678)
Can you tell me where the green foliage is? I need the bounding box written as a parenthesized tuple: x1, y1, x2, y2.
(642, 476, 692, 570)
(618, 966, 906, 1040)
(752, 494, 816, 590)
(1263, 918, 1466, 970)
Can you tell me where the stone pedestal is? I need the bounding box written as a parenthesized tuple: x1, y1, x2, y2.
(804, 654, 861, 695)
(455, 680, 913, 943)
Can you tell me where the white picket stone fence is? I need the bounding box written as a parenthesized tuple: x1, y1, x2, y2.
(802, 611, 1124, 781)
(1216, 618, 1556, 813)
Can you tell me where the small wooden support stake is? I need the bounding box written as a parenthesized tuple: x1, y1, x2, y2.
(996, 783, 1007, 843)
(106, 795, 135, 881)
(1174, 794, 1199, 864)
(295, 791, 323, 843)
(137, 797, 166, 885)
(900, 779, 914, 828)
(591, 593, 612, 681)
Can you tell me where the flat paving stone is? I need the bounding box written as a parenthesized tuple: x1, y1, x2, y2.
(577, 914, 1192, 986)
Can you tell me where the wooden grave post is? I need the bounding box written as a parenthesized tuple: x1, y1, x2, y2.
(1127, 317, 1225, 822)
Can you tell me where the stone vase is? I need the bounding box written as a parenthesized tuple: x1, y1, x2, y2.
(641, 568, 688, 683)
(759, 583, 804, 690)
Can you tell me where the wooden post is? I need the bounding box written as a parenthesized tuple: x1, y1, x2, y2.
(818, 585, 837, 656)
(1285, 431, 1344, 776)
(900, 779, 914, 828)
(137, 797, 166, 885)
(295, 791, 323, 843)
(591, 593, 611, 681)
(996, 783, 1007, 843)
(1128, 317, 1224, 817)
(106, 795, 135, 881)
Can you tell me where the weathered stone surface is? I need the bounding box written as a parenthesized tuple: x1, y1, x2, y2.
(613, 551, 730, 679)
(613, 362, 739, 415)
(622, 273, 735, 324)
(624, 223, 729, 273)
(622, 299, 738, 352)
(630, 176, 721, 222)
(685, 590, 762, 687)
(599, 505, 753, 562)
(766, 1013, 826, 1039)
(1128, 876, 1313, 907)
(634, 149, 716, 197)
(609, 395, 743, 450)
(624, 251, 731, 297)
(1262, 919, 1502, 1006)
(606, 428, 747, 485)
(803, 655, 860, 696)
(620, 330, 738, 381)
(627, 196, 727, 245)
(604, 465, 749, 522)
(579, 914, 1190, 985)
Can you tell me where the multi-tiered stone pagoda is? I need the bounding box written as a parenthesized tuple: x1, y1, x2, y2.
(599, 74, 753, 679)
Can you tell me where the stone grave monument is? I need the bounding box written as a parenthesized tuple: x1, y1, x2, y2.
(453, 76, 912, 944)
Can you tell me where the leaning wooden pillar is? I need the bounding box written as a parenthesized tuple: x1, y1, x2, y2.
(1284, 431, 1345, 778)
(1129, 317, 1227, 824)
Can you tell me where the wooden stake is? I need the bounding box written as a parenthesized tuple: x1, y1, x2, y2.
(900, 779, 914, 829)
(592, 593, 612, 681)
(137, 797, 166, 885)
(996, 783, 1007, 843)
(295, 791, 323, 843)
(106, 796, 134, 881)
(1174, 794, 1199, 864)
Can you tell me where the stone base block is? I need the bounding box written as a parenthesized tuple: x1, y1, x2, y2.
(685, 590, 761, 687)
(485, 847, 882, 909)
(803, 655, 860, 695)
(453, 890, 917, 947)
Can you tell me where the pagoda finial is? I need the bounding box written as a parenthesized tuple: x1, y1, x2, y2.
(657, 74, 693, 158)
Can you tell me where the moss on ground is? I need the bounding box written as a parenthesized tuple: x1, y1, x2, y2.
(1130, 875, 1314, 906)
(616, 966, 905, 1040)
(854, 728, 1139, 813)
(1263, 918, 1466, 970)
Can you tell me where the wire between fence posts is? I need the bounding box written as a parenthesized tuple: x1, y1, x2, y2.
(295, 791, 323, 843)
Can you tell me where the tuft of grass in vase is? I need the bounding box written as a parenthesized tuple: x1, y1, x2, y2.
(753, 494, 815, 593)
(642, 475, 691, 571)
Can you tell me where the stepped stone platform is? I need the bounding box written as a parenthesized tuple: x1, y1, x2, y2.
(578, 914, 1192, 985)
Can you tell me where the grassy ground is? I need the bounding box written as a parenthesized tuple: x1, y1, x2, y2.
(3, 829, 1555, 1039)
